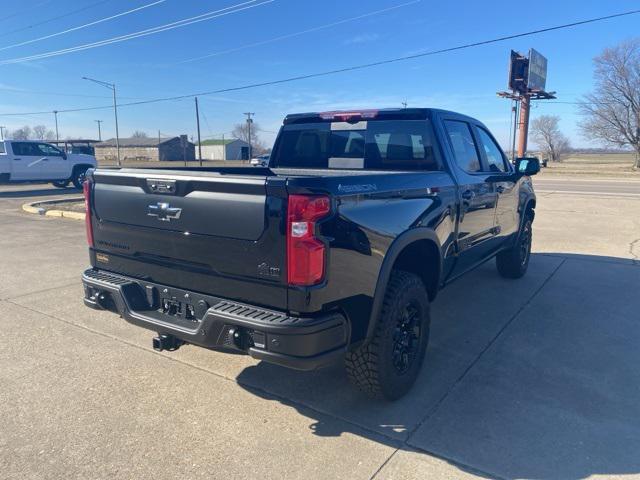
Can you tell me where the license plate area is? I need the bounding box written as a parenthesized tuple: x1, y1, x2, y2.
(160, 297, 196, 321)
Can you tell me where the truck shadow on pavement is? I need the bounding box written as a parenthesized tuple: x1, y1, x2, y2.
(235, 253, 640, 480)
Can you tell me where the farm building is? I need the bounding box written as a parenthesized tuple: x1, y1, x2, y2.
(95, 136, 195, 162)
(199, 138, 250, 161)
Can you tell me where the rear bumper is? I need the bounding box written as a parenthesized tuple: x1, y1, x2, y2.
(81, 268, 347, 370)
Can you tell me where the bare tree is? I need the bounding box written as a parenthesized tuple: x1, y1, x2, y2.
(579, 39, 640, 169)
(32, 125, 55, 140)
(11, 126, 32, 140)
(131, 130, 149, 138)
(531, 115, 571, 162)
(232, 122, 266, 153)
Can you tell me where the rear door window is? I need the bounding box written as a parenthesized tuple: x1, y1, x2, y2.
(11, 142, 40, 156)
(271, 119, 440, 171)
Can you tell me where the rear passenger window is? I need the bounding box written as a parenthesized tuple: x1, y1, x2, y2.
(365, 120, 440, 171)
(444, 120, 481, 173)
(11, 142, 37, 156)
(476, 128, 508, 173)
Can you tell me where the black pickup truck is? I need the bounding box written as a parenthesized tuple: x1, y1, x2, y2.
(82, 108, 539, 399)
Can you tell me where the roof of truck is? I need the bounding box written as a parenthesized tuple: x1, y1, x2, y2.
(283, 108, 480, 125)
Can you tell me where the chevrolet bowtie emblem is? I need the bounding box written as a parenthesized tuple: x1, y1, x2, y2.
(147, 202, 182, 222)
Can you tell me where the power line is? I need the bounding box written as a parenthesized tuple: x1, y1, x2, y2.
(0, 0, 274, 66)
(174, 0, 420, 65)
(0, 0, 110, 39)
(1, 8, 638, 117)
(0, 0, 169, 52)
(0, 1, 54, 25)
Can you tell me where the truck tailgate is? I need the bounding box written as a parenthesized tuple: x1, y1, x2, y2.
(90, 169, 287, 310)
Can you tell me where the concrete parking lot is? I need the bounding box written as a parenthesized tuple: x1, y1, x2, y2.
(1, 180, 639, 480)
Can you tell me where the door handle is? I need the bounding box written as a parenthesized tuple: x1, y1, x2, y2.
(461, 190, 474, 201)
(13, 158, 21, 161)
(496, 185, 505, 193)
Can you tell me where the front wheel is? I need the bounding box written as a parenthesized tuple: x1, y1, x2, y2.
(345, 270, 431, 400)
(71, 167, 89, 189)
(496, 216, 532, 279)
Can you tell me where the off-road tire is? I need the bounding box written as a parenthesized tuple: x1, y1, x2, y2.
(345, 270, 430, 400)
(71, 166, 89, 189)
(496, 215, 533, 279)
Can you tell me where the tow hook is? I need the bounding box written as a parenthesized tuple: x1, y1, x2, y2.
(152, 334, 184, 352)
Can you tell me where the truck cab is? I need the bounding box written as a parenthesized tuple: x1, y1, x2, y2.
(0, 139, 97, 188)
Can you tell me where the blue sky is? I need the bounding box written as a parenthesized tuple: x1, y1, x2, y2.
(0, 0, 638, 148)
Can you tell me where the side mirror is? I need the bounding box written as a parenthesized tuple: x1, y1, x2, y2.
(515, 157, 540, 176)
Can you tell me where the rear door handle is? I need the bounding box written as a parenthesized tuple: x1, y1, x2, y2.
(461, 190, 474, 200)
(13, 158, 21, 161)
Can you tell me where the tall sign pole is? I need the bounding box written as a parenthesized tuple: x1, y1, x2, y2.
(516, 96, 530, 157)
(498, 49, 555, 159)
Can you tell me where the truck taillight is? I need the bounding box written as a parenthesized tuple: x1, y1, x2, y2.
(287, 194, 330, 286)
(83, 180, 94, 247)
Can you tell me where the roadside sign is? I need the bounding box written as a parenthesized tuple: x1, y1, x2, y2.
(508, 50, 528, 93)
(527, 49, 547, 91)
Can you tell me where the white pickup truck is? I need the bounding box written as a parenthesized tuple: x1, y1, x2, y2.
(0, 139, 97, 188)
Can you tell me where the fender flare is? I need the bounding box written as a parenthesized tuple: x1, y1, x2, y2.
(518, 195, 536, 231)
(364, 228, 443, 343)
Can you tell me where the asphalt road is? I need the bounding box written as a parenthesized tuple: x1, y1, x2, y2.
(534, 177, 640, 196)
(1, 183, 640, 479)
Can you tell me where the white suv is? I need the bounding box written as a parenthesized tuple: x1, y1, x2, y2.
(0, 140, 97, 189)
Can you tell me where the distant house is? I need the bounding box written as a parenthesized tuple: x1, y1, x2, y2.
(199, 138, 250, 161)
(95, 135, 195, 162)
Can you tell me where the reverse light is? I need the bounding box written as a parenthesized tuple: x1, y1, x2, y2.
(83, 179, 94, 247)
(287, 195, 331, 286)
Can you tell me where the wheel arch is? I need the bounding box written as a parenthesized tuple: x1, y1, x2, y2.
(72, 163, 94, 174)
(364, 229, 442, 344)
(520, 196, 536, 230)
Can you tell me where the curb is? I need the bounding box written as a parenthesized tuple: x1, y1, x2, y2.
(22, 197, 85, 221)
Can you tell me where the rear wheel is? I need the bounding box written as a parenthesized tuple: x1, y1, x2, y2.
(71, 167, 88, 189)
(52, 180, 69, 188)
(496, 215, 532, 279)
(345, 270, 430, 400)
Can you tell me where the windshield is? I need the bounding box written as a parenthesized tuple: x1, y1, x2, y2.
(271, 119, 441, 171)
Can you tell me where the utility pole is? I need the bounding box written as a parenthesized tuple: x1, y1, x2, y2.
(222, 133, 225, 161)
(511, 101, 519, 162)
(244, 112, 254, 160)
(94, 120, 103, 141)
(82, 77, 120, 165)
(195, 97, 202, 166)
(53, 110, 59, 141)
(401, 101, 408, 109)
(0, 126, 5, 140)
